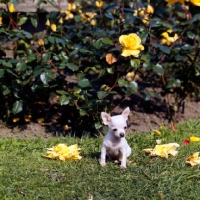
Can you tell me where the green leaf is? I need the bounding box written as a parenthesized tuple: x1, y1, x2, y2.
(130, 59, 140, 68)
(16, 62, 27, 71)
(97, 91, 108, 99)
(59, 95, 70, 105)
(187, 31, 195, 39)
(126, 81, 138, 96)
(12, 100, 23, 114)
(67, 63, 79, 71)
(48, 36, 55, 44)
(56, 90, 68, 95)
(40, 72, 49, 84)
(159, 45, 170, 54)
(74, 15, 81, 22)
(2, 61, 12, 68)
(79, 109, 87, 116)
(0, 69, 4, 78)
(2, 85, 10, 95)
(93, 39, 102, 49)
(18, 17, 28, 26)
(143, 90, 151, 101)
(118, 78, 128, 87)
(42, 54, 51, 63)
(31, 17, 38, 28)
(106, 67, 114, 74)
(153, 64, 164, 75)
(101, 37, 113, 45)
(78, 78, 90, 88)
(22, 31, 32, 39)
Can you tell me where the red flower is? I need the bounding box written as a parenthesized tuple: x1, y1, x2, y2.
(182, 139, 190, 145)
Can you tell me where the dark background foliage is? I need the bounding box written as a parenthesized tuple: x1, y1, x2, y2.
(0, 0, 200, 136)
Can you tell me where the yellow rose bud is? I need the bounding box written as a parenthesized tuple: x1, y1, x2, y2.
(59, 17, 63, 24)
(45, 19, 50, 26)
(51, 24, 56, 31)
(8, 3, 15, 13)
(138, 8, 145, 17)
(146, 5, 154, 14)
(38, 39, 44, 46)
(90, 19, 96, 26)
(68, 3, 76, 11)
(126, 72, 135, 81)
(24, 115, 32, 122)
(63, 125, 69, 131)
(96, 0, 104, 8)
(0, 17, 3, 25)
(12, 118, 20, 123)
(142, 14, 149, 24)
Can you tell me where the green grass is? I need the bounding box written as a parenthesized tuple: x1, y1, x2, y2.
(1, 119, 200, 199)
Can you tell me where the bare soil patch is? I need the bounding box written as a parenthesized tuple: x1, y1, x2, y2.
(0, 94, 199, 139)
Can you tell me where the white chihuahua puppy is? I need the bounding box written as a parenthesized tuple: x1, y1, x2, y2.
(100, 107, 131, 168)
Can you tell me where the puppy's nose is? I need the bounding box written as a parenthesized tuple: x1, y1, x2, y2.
(120, 133, 124, 137)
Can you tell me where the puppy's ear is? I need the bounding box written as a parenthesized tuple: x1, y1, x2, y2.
(122, 107, 130, 120)
(101, 112, 111, 125)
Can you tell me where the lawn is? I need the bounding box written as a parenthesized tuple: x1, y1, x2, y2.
(1, 119, 200, 199)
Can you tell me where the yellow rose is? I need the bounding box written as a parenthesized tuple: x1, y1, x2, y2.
(143, 143, 180, 158)
(190, 0, 200, 6)
(8, 3, 15, 13)
(61, 10, 74, 20)
(165, 0, 185, 6)
(160, 30, 178, 46)
(96, 0, 104, 8)
(45, 143, 82, 161)
(186, 152, 200, 166)
(119, 33, 144, 57)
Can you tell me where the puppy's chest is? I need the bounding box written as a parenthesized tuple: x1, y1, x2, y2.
(105, 140, 122, 150)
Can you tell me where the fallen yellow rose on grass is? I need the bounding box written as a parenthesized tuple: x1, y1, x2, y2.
(119, 33, 144, 57)
(189, 136, 200, 142)
(45, 143, 82, 161)
(143, 143, 180, 158)
(186, 152, 200, 166)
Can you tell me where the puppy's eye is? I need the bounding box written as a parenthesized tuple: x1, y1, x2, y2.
(124, 126, 127, 129)
(113, 128, 117, 132)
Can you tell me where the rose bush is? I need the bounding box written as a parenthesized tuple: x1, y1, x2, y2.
(0, 0, 199, 136)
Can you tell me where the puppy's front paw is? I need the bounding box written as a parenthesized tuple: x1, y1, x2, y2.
(120, 165, 127, 169)
(100, 162, 106, 167)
